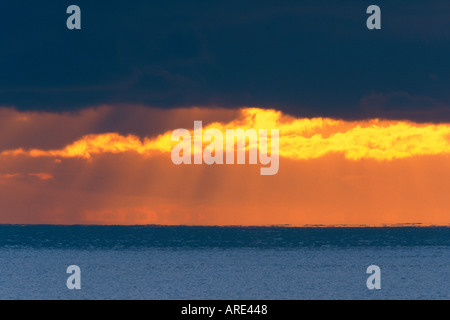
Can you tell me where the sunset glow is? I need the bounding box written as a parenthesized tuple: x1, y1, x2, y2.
(3, 108, 450, 161)
(0, 106, 450, 226)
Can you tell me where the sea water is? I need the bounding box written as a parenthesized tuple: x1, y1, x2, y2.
(0, 226, 448, 299)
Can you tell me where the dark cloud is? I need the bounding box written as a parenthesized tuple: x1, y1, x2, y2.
(0, 106, 241, 150)
(360, 92, 450, 122)
(0, 0, 449, 121)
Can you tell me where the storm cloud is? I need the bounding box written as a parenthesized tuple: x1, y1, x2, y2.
(0, 0, 448, 121)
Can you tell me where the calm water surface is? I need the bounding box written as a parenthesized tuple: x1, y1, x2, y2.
(0, 226, 448, 299)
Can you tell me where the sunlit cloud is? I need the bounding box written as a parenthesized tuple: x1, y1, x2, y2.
(0, 106, 450, 226)
(1, 172, 53, 181)
(28, 173, 54, 181)
(2, 108, 450, 162)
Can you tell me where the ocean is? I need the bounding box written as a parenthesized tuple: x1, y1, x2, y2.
(0, 226, 448, 300)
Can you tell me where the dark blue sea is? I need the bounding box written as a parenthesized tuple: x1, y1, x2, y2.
(0, 226, 449, 299)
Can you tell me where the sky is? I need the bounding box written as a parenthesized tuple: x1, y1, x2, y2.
(0, 1, 449, 225)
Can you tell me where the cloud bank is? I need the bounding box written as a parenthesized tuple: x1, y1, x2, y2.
(0, 105, 450, 226)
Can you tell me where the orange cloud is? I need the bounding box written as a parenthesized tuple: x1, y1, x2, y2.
(28, 173, 54, 181)
(0, 106, 450, 226)
(2, 108, 450, 162)
(2, 173, 22, 179)
(1, 172, 53, 180)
